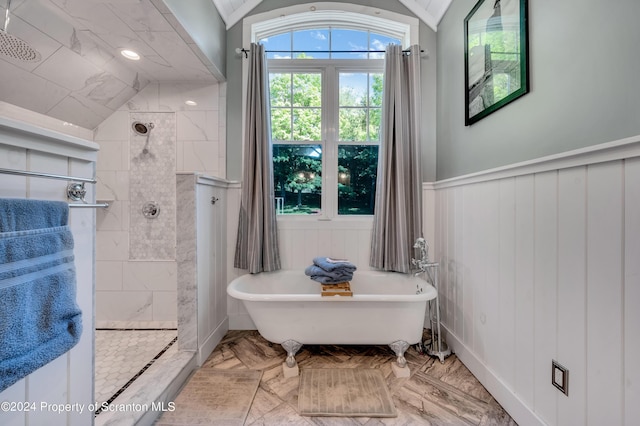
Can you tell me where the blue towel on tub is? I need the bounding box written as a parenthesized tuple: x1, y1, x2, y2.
(312, 257, 357, 273)
(0, 199, 82, 392)
(304, 265, 354, 284)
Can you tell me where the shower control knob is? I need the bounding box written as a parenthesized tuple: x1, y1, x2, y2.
(142, 201, 160, 219)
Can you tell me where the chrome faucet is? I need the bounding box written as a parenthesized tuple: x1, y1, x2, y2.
(410, 237, 452, 363)
(412, 237, 435, 276)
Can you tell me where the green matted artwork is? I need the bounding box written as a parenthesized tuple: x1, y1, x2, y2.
(464, 0, 529, 125)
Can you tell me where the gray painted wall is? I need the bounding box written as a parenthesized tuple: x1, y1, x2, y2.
(436, 0, 640, 180)
(225, 0, 437, 182)
(164, 0, 226, 80)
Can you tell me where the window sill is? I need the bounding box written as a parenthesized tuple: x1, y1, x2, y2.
(276, 215, 374, 230)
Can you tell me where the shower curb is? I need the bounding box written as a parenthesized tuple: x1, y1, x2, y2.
(94, 350, 197, 426)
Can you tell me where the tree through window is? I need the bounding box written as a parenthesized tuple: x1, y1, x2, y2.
(262, 28, 400, 216)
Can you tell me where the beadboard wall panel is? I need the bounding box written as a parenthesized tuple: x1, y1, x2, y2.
(434, 137, 640, 426)
(625, 157, 640, 426)
(278, 220, 374, 271)
(557, 166, 587, 426)
(0, 118, 98, 426)
(533, 171, 558, 425)
(497, 178, 516, 390)
(586, 161, 624, 426)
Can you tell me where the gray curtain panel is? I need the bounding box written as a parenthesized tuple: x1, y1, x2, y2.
(370, 44, 423, 273)
(234, 43, 281, 273)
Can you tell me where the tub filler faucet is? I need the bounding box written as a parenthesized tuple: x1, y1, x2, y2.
(412, 237, 433, 275)
(411, 237, 452, 363)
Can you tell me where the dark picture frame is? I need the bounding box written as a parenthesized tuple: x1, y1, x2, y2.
(464, 0, 529, 125)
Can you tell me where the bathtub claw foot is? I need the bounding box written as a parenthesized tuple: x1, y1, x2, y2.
(281, 340, 303, 369)
(389, 340, 410, 369)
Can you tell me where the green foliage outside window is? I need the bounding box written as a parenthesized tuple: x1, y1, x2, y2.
(269, 70, 383, 215)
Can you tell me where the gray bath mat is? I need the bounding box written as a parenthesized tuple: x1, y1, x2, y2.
(298, 368, 397, 417)
(155, 369, 262, 425)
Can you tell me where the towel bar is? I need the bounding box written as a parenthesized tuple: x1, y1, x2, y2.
(0, 167, 97, 183)
(69, 203, 109, 209)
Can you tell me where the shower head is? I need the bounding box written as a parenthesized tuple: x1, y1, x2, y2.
(0, 0, 41, 62)
(132, 121, 154, 136)
(0, 30, 41, 61)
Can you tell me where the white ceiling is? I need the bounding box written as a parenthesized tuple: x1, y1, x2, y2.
(0, 0, 452, 130)
(210, 0, 453, 31)
(0, 0, 217, 129)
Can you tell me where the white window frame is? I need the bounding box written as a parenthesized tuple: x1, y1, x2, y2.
(268, 59, 384, 220)
(242, 3, 418, 221)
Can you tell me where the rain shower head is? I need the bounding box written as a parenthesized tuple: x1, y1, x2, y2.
(132, 121, 154, 136)
(0, 0, 41, 62)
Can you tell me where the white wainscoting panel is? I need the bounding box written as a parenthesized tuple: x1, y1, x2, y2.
(497, 178, 516, 390)
(557, 166, 587, 426)
(0, 117, 98, 426)
(624, 157, 640, 426)
(533, 171, 558, 425)
(434, 136, 640, 426)
(277, 219, 374, 271)
(195, 177, 229, 364)
(586, 161, 624, 426)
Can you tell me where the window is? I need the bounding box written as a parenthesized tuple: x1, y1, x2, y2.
(263, 28, 399, 217)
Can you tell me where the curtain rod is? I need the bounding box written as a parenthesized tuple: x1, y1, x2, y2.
(236, 47, 423, 58)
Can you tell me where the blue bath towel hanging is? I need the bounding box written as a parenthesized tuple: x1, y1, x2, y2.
(0, 199, 82, 392)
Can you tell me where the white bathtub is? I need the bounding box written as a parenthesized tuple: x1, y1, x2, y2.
(227, 269, 437, 371)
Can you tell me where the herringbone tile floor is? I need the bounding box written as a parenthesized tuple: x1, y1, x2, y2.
(163, 330, 517, 425)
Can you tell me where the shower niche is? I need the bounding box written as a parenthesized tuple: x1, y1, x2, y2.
(129, 113, 176, 260)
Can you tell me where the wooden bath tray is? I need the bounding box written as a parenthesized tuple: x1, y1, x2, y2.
(321, 282, 352, 297)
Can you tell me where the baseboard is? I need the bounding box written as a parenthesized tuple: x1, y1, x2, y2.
(197, 317, 229, 366)
(442, 325, 547, 426)
(228, 313, 256, 330)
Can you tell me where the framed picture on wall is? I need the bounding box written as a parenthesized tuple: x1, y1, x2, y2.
(464, 0, 529, 125)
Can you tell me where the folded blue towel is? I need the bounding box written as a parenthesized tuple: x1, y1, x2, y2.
(312, 257, 357, 273)
(308, 275, 353, 285)
(305, 265, 353, 283)
(0, 199, 82, 392)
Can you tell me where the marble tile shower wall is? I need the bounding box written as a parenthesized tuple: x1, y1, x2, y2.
(129, 112, 176, 260)
(94, 81, 226, 328)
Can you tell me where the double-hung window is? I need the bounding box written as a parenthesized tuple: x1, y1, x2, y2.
(261, 29, 400, 218)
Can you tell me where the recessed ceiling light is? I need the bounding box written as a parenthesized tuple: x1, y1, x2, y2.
(185, 100, 197, 106)
(121, 49, 140, 60)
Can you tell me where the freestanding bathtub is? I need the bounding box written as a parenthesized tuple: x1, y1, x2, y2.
(227, 269, 437, 373)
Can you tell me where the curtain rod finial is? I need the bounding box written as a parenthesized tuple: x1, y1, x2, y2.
(235, 47, 249, 58)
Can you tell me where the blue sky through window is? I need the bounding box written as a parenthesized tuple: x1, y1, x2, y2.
(259, 28, 401, 60)
(261, 28, 399, 94)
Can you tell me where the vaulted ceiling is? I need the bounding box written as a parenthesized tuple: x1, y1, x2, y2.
(211, 0, 453, 31)
(0, 0, 218, 130)
(0, 0, 451, 130)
